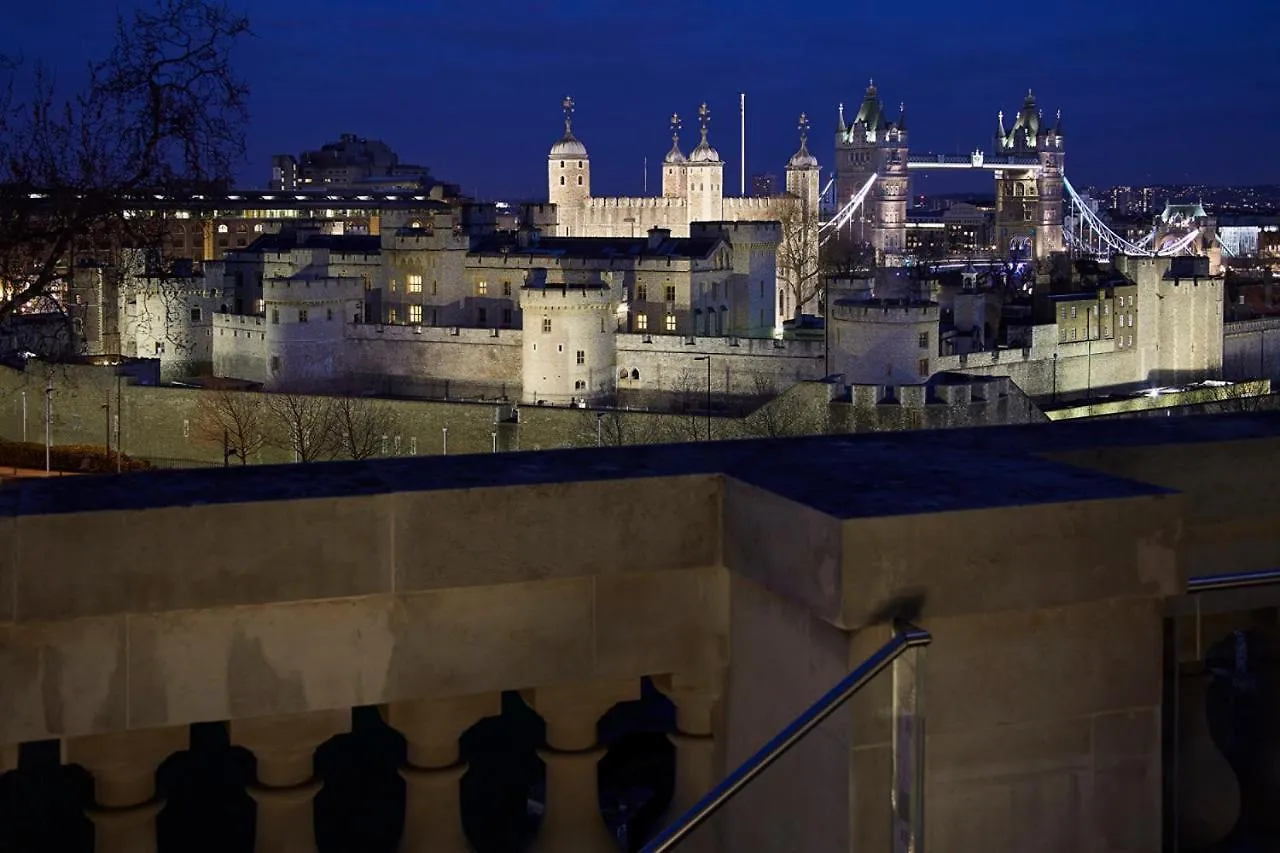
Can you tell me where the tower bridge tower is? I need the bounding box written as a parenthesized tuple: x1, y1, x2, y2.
(993, 90, 1064, 259)
(833, 82, 908, 264)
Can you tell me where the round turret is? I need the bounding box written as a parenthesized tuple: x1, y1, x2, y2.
(549, 135, 588, 159)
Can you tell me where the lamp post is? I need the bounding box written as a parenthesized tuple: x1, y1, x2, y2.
(102, 398, 111, 464)
(20, 391, 26, 442)
(43, 379, 52, 473)
(597, 412, 604, 447)
(694, 356, 712, 441)
(442, 427, 448, 456)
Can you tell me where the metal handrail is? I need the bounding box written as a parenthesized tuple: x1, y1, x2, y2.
(1186, 568, 1280, 594)
(640, 624, 933, 853)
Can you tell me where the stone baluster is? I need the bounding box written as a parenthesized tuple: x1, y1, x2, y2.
(525, 679, 639, 853)
(230, 709, 350, 853)
(64, 726, 188, 853)
(656, 672, 724, 853)
(381, 692, 500, 853)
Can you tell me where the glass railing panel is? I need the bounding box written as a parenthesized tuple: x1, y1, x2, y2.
(640, 626, 929, 853)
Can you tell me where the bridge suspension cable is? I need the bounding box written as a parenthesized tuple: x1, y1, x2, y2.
(819, 174, 877, 247)
(1062, 176, 1199, 260)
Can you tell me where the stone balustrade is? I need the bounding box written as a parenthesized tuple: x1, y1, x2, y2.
(3, 414, 1280, 850)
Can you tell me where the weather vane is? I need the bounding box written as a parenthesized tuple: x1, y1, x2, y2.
(797, 112, 809, 144)
(698, 102, 710, 143)
(670, 113, 682, 143)
(562, 96, 575, 136)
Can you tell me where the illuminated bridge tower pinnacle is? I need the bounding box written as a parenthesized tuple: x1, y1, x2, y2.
(833, 81, 909, 265)
(993, 90, 1065, 259)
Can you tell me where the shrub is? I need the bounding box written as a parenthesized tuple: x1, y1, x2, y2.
(0, 440, 151, 473)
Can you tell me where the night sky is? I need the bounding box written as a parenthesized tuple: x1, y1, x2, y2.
(7, 0, 1279, 199)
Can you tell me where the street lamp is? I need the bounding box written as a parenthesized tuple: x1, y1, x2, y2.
(693, 356, 712, 441)
(44, 379, 52, 473)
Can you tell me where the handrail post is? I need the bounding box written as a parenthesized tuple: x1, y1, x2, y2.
(640, 626, 931, 853)
(891, 623, 926, 853)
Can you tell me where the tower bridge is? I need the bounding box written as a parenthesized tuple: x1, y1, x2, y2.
(822, 83, 1205, 265)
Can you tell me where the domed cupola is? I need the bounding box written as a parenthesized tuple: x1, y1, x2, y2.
(688, 102, 721, 163)
(664, 113, 686, 164)
(787, 113, 818, 169)
(549, 96, 588, 159)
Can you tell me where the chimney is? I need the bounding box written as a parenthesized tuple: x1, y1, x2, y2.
(647, 227, 671, 250)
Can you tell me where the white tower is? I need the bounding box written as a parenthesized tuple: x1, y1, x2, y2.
(685, 102, 725, 225)
(548, 96, 590, 236)
(662, 113, 687, 198)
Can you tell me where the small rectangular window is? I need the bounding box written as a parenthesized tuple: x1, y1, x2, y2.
(636, 314, 648, 330)
(502, 281, 512, 297)
(502, 308, 513, 325)
(542, 317, 552, 333)
(327, 307, 334, 321)
(637, 284, 648, 301)
(270, 355, 280, 372)
(918, 332, 929, 349)
(272, 309, 280, 324)
(664, 285, 676, 302)
(476, 280, 488, 296)
(298, 309, 308, 324)
(190, 307, 202, 323)
(664, 313, 676, 332)
(576, 350, 585, 365)
(409, 304, 423, 324)
(407, 274, 423, 293)
(918, 358, 929, 378)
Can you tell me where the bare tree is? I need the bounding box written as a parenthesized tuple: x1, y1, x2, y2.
(0, 0, 249, 347)
(739, 374, 828, 439)
(191, 382, 265, 464)
(264, 393, 337, 463)
(331, 396, 398, 460)
(776, 199, 824, 321)
(1202, 382, 1273, 414)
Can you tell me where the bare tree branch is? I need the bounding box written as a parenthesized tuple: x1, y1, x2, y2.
(264, 393, 338, 463)
(331, 395, 398, 460)
(190, 380, 264, 463)
(0, 0, 249, 350)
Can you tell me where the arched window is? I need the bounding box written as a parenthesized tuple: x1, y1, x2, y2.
(779, 292, 785, 314)
(618, 369, 628, 380)
(217, 224, 229, 233)
(574, 380, 586, 390)
(560, 176, 566, 186)
(631, 369, 640, 380)
(411, 220, 422, 228)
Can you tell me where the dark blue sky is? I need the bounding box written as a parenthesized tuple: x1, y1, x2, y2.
(8, 0, 1279, 199)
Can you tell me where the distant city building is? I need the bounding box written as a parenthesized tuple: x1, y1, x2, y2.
(270, 133, 436, 191)
(750, 173, 779, 197)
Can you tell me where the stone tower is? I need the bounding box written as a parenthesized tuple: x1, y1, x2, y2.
(785, 113, 822, 215)
(519, 268, 617, 406)
(833, 82, 909, 264)
(685, 102, 725, 224)
(993, 91, 1064, 259)
(548, 96, 590, 236)
(662, 113, 687, 198)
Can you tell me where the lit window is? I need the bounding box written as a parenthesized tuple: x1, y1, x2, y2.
(476, 280, 488, 296)
(409, 305, 422, 324)
(542, 317, 552, 333)
(407, 274, 423, 293)
(576, 350, 585, 365)
(636, 314, 648, 330)
(217, 224, 229, 233)
(389, 308, 399, 323)
(665, 314, 676, 332)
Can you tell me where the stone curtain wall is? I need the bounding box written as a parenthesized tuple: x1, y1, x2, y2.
(1224, 318, 1280, 382)
(0, 363, 1038, 466)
